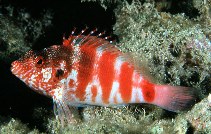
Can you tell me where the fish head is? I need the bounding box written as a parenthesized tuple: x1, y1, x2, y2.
(11, 45, 72, 97)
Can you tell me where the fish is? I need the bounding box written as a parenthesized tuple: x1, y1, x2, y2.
(11, 28, 196, 125)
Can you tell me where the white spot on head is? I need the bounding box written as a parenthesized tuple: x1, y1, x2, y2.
(41, 68, 52, 82)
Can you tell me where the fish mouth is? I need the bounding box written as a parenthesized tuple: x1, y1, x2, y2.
(11, 61, 21, 75)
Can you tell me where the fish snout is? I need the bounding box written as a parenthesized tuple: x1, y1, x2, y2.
(11, 60, 17, 67)
(11, 61, 20, 75)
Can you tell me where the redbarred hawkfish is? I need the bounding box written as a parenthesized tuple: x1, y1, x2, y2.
(11, 29, 196, 125)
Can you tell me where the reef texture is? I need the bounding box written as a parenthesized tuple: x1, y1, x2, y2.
(0, 116, 40, 134)
(0, 6, 52, 63)
(0, 15, 30, 62)
(0, 0, 211, 133)
(114, 1, 211, 96)
(81, 0, 119, 10)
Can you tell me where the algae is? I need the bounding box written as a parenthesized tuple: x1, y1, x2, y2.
(0, 116, 40, 134)
(176, 96, 211, 133)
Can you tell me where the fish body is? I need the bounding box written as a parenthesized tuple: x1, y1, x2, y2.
(11, 30, 196, 124)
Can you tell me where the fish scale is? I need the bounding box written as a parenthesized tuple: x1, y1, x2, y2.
(11, 29, 197, 125)
(68, 40, 152, 105)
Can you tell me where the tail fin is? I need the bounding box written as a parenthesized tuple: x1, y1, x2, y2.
(152, 85, 197, 112)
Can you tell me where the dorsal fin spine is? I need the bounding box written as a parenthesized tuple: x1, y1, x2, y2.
(78, 28, 98, 46)
(63, 28, 114, 50)
(72, 27, 88, 45)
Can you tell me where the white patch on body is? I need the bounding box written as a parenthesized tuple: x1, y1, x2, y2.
(114, 57, 123, 79)
(65, 69, 81, 103)
(108, 57, 123, 104)
(130, 72, 144, 103)
(85, 48, 103, 105)
(109, 81, 123, 104)
(131, 87, 144, 103)
(85, 75, 103, 105)
(94, 80, 103, 105)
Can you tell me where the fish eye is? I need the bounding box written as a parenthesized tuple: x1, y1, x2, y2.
(55, 69, 64, 78)
(37, 59, 43, 64)
(35, 56, 44, 67)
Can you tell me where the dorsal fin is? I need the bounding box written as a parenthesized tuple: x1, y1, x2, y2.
(116, 52, 155, 83)
(63, 28, 109, 47)
(126, 53, 155, 83)
(63, 29, 154, 83)
(80, 35, 155, 83)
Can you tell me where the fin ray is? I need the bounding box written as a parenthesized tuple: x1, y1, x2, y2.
(153, 85, 197, 112)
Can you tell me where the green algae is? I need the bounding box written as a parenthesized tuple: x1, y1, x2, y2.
(175, 96, 211, 133)
(46, 105, 164, 134)
(193, 0, 211, 26)
(0, 116, 40, 134)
